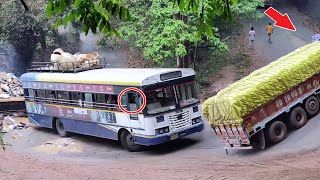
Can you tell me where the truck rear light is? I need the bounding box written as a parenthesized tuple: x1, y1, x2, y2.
(226, 125, 233, 135)
(236, 126, 245, 135)
(220, 125, 227, 135)
(231, 125, 239, 135)
(214, 127, 221, 135)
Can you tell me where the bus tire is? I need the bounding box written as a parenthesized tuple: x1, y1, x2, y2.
(289, 107, 308, 129)
(304, 96, 319, 117)
(120, 130, 143, 152)
(55, 118, 69, 137)
(267, 121, 287, 144)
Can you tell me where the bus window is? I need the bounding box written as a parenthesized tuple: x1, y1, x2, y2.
(35, 90, 46, 102)
(120, 94, 127, 109)
(44, 90, 56, 103)
(84, 93, 93, 108)
(28, 89, 34, 100)
(70, 92, 83, 106)
(56, 91, 70, 105)
(128, 92, 139, 120)
(95, 94, 106, 104)
(111, 95, 117, 104)
(24, 89, 29, 96)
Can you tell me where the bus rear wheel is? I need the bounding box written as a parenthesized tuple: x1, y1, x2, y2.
(267, 121, 287, 144)
(55, 118, 69, 137)
(120, 130, 143, 152)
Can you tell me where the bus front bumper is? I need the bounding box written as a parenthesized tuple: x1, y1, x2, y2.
(134, 123, 204, 146)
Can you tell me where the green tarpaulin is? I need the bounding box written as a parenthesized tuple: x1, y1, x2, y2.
(202, 42, 320, 126)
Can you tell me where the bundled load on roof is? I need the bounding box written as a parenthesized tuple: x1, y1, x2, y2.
(50, 48, 101, 70)
(202, 42, 320, 126)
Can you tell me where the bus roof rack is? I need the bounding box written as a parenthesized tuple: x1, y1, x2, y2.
(27, 57, 107, 73)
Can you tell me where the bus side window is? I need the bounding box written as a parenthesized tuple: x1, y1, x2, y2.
(28, 89, 34, 101)
(45, 90, 56, 103)
(70, 92, 83, 106)
(84, 93, 93, 108)
(94, 94, 107, 108)
(24, 89, 29, 96)
(120, 94, 127, 110)
(35, 90, 45, 102)
(56, 91, 70, 104)
(127, 92, 139, 120)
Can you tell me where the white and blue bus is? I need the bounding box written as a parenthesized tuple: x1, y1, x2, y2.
(20, 62, 204, 151)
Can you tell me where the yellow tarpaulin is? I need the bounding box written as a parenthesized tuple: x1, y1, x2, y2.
(202, 42, 320, 126)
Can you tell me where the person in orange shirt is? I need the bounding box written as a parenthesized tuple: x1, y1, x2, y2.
(266, 23, 274, 44)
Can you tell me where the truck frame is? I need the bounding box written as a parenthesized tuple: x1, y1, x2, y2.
(213, 73, 320, 153)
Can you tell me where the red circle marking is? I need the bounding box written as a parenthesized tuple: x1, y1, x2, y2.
(117, 87, 147, 114)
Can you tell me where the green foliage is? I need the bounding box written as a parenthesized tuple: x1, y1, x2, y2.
(232, 0, 264, 19)
(46, 0, 238, 38)
(119, 0, 228, 64)
(46, 0, 131, 36)
(0, 0, 80, 74)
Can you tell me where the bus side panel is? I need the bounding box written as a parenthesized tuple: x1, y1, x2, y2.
(61, 118, 118, 140)
(28, 114, 53, 128)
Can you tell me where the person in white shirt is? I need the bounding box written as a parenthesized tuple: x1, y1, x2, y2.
(249, 27, 256, 50)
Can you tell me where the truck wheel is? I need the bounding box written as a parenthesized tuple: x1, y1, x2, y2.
(289, 107, 308, 129)
(304, 96, 319, 117)
(55, 119, 69, 137)
(267, 121, 287, 144)
(120, 130, 143, 152)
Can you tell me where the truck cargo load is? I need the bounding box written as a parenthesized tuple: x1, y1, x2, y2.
(203, 42, 320, 126)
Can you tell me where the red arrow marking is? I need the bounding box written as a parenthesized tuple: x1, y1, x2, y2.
(264, 7, 296, 31)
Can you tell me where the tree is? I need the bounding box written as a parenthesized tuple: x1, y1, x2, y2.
(115, 0, 264, 67)
(45, 0, 237, 37)
(0, 0, 80, 75)
(118, 0, 227, 68)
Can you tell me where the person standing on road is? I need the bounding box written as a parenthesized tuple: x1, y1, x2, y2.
(266, 23, 274, 44)
(249, 27, 256, 50)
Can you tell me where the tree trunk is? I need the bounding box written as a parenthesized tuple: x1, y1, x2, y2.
(177, 56, 183, 68)
(183, 41, 189, 68)
(39, 30, 47, 51)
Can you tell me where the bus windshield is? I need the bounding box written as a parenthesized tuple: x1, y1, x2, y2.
(145, 86, 176, 114)
(145, 81, 199, 115)
(175, 81, 199, 107)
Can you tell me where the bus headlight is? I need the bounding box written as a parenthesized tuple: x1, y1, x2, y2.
(155, 126, 170, 135)
(192, 116, 202, 125)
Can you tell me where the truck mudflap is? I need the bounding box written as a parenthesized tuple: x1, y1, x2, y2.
(213, 124, 253, 150)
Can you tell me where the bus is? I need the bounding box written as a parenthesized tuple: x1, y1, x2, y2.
(20, 62, 204, 151)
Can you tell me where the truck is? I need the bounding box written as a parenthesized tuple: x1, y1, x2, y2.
(203, 42, 320, 153)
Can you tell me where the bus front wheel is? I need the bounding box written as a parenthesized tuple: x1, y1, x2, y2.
(55, 118, 69, 137)
(120, 130, 143, 152)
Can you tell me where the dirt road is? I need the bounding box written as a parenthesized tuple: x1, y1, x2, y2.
(1, 1, 320, 179)
(2, 114, 320, 179)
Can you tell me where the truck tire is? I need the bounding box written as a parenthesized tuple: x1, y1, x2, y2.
(304, 96, 319, 117)
(289, 107, 308, 129)
(120, 130, 143, 152)
(267, 121, 287, 144)
(55, 118, 69, 137)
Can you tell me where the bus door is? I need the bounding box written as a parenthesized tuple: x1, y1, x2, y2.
(123, 91, 142, 129)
